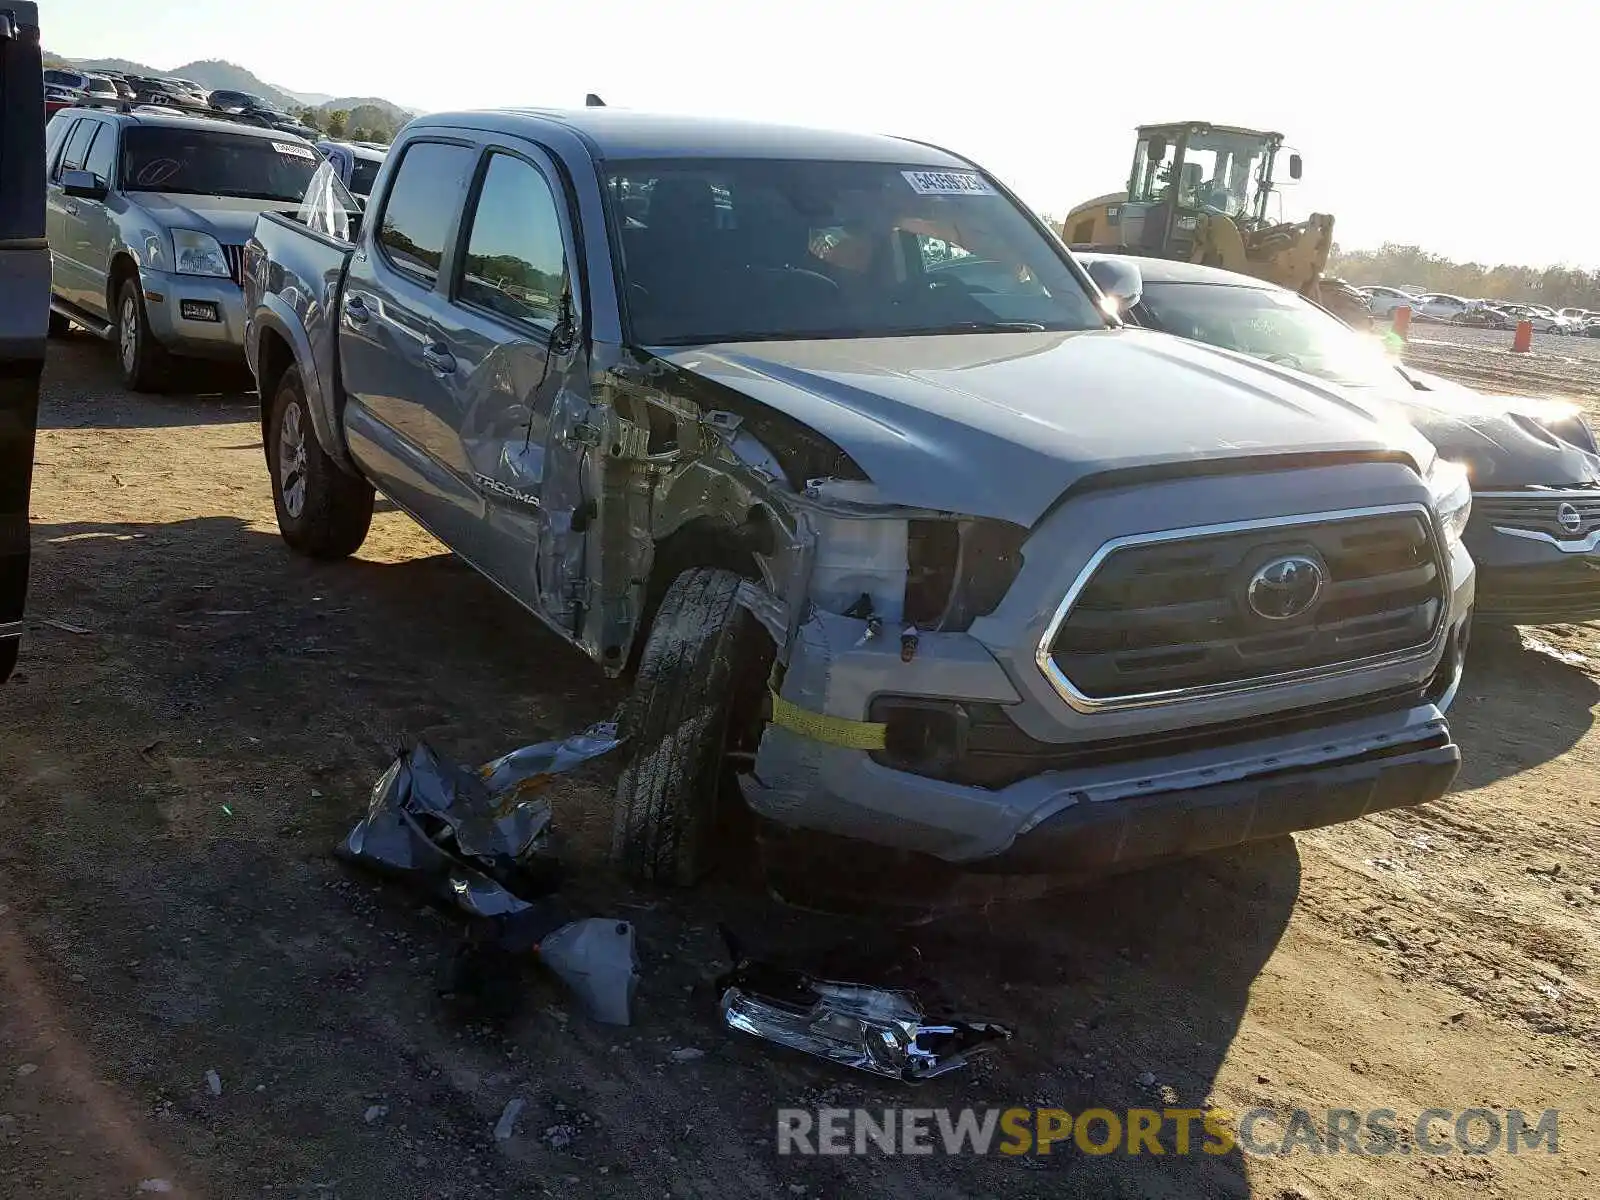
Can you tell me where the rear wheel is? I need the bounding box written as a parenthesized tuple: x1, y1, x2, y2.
(611, 567, 772, 886)
(266, 366, 374, 558)
(115, 277, 171, 392)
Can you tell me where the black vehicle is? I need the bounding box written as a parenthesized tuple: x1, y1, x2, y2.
(208, 88, 272, 112)
(1, 3, 47, 683)
(1082, 251, 1600, 625)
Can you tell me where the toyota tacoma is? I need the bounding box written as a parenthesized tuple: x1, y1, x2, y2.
(244, 106, 1475, 886)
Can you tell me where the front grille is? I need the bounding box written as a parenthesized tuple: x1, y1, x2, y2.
(221, 243, 247, 287)
(1046, 508, 1445, 706)
(1474, 490, 1600, 540)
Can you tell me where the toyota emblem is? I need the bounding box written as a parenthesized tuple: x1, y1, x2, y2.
(1557, 502, 1583, 536)
(1246, 555, 1326, 621)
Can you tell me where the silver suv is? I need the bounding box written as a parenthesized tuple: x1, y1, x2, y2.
(44, 107, 334, 390)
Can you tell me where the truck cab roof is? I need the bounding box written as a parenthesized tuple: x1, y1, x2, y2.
(405, 107, 976, 166)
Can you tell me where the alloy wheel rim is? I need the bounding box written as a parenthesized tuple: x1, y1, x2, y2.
(279, 401, 309, 519)
(119, 296, 137, 372)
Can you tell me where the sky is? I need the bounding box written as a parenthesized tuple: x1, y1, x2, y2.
(42, 0, 1599, 268)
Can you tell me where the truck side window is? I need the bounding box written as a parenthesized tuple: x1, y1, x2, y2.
(56, 120, 94, 179)
(456, 153, 567, 329)
(82, 125, 116, 188)
(376, 140, 475, 284)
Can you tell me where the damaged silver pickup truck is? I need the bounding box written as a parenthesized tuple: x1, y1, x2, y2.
(244, 107, 1475, 888)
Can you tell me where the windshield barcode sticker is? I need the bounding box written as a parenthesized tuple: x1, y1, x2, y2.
(272, 141, 316, 161)
(901, 170, 996, 197)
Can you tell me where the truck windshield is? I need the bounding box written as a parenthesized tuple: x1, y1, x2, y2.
(606, 158, 1106, 344)
(120, 126, 322, 202)
(1137, 281, 1404, 392)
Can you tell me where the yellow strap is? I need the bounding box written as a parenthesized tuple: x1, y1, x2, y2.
(768, 689, 887, 751)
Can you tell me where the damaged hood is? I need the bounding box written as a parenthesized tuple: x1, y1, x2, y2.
(655, 329, 1430, 526)
(1389, 368, 1600, 489)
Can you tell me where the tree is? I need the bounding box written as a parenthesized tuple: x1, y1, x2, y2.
(325, 109, 348, 138)
(297, 108, 324, 133)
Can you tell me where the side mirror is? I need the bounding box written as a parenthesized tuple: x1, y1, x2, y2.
(60, 169, 107, 200)
(1147, 135, 1168, 162)
(1085, 257, 1143, 313)
(1288, 154, 1303, 180)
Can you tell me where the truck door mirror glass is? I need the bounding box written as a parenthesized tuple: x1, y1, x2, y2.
(60, 168, 107, 200)
(1288, 154, 1303, 180)
(1085, 257, 1142, 312)
(1147, 136, 1167, 163)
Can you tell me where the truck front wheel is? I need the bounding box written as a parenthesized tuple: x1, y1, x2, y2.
(267, 366, 374, 559)
(611, 567, 771, 886)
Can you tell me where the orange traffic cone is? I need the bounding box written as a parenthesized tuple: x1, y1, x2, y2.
(1512, 321, 1533, 353)
(1391, 306, 1412, 338)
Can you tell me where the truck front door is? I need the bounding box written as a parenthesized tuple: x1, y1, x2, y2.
(426, 142, 590, 638)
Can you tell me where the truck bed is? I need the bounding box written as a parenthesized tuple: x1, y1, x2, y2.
(245, 208, 358, 428)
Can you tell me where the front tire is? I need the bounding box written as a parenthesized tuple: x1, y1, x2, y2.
(611, 567, 770, 886)
(266, 367, 374, 559)
(115, 277, 170, 392)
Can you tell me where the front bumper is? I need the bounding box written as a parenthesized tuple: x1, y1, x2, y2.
(139, 268, 246, 359)
(744, 462, 1475, 874)
(745, 593, 1472, 874)
(1467, 515, 1600, 624)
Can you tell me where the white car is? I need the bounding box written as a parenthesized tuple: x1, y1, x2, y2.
(1499, 305, 1571, 334)
(1358, 284, 1416, 318)
(1412, 292, 1474, 323)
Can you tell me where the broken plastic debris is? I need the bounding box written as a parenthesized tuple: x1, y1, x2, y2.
(335, 723, 622, 919)
(40, 617, 91, 635)
(716, 935, 1010, 1082)
(205, 1069, 222, 1096)
(537, 918, 640, 1026)
(494, 1097, 526, 1141)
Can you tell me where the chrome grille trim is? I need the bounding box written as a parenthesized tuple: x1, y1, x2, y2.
(221, 243, 247, 287)
(1035, 504, 1449, 715)
(1473, 489, 1600, 542)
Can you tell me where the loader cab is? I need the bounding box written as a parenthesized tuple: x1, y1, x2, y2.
(1122, 122, 1288, 256)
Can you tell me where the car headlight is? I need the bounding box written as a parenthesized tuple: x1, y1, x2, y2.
(1426, 459, 1472, 544)
(172, 228, 230, 278)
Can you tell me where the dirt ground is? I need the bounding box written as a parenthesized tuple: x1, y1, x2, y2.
(1401, 325, 1600, 404)
(1, 335, 1597, 1200)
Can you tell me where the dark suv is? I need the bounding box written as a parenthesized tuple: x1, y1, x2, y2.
(1, 3, 46, 682)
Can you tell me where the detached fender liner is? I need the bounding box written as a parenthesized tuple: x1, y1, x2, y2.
(970, 735, 1460, 875)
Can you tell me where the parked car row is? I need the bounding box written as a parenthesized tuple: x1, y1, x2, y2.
(42, 68, 319, 138)
(1355, 285, 1600, 335)
(38, 99, 1599, 891)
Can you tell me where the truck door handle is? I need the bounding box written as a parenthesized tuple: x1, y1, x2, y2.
(422, 344, 456, 374)
(64, 202, 79, 216)
(342, 295, 370, 325)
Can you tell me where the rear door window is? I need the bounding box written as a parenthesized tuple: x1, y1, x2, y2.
(57, 120, 95, 177)
(376, 140, 475, 284)
(82, 124, 116, 187)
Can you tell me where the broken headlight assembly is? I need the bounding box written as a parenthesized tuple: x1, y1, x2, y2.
(803, 479, 1027, 632)
(903, 517, 1028, 630)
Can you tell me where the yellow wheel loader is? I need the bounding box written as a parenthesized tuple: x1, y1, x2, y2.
(1061, 121, 1371, 326)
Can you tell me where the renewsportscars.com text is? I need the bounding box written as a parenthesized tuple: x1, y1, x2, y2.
(776, 1106, 1560, 1157)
